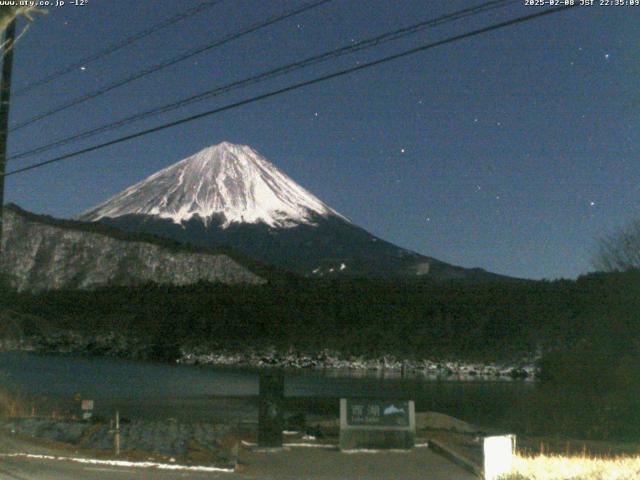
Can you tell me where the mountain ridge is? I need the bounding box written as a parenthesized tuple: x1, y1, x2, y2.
(0, 204, 271, 292)
(79, 142, 512, 281)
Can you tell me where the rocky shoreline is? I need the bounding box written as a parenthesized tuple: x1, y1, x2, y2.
(1, 417, 236, 465)
(0, 331, 536, 380)
(179, 348, 535, 380)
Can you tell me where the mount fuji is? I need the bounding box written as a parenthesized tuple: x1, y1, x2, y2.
(79, 142, 501, 280)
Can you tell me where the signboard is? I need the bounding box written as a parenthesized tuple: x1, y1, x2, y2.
(81, 399, 94, 420)
(346, 399, 411, 427)
(340, 398, 415, 450)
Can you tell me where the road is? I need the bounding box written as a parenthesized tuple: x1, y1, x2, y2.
(0, 431, 476, 479)
(0, 448, 476, 480)
(0, 449, 476, 480)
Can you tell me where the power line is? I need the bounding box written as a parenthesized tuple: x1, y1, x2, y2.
(14, 0, 225, 97)
(4, 5, 576, 178)
(9, 0, 518, 162)
(9, 0, 333, 131)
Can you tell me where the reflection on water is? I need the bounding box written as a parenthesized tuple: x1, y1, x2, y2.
(0, 352, 534, 426)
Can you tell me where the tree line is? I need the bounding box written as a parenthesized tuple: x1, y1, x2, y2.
(3, 266, 640, 440)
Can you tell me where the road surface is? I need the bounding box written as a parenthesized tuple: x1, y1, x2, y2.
(0, 431, 476, 479)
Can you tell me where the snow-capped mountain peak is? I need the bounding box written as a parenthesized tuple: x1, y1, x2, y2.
(80, 142, 347, 228)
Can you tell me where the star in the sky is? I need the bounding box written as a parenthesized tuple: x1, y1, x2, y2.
(589, 201, 596, 207)
(604, 53, 610, 60)
(400, 148, 405, 153)
(80, 66, 86, 71)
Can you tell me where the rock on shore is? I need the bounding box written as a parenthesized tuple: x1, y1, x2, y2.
(0, 331, 536, 380)
(1, 417, 234, 463)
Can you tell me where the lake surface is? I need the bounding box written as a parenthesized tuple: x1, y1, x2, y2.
(0, 352, 534, 427)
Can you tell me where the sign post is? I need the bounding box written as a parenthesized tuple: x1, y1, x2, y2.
(339, 398, 415, 450)
(80, 399, 94, 421)
(258, 370, 284, 448)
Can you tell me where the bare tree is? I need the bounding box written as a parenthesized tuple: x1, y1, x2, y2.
(0, 6, 45, 54)
(593, 219, 640, 272)
(0, 6, 41, 31)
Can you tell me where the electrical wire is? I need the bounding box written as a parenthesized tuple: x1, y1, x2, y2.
(8, 0, 518, 162)
(3, 4, 576, 178)
(9, 0, 333, 131)
(14, 0, 225, 96)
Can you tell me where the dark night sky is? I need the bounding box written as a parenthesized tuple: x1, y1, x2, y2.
(4, 0, 639, 280)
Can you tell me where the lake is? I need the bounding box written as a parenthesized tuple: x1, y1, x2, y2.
(0, 352, 534, 427)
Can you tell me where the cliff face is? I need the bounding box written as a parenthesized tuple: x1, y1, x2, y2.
(0, 205, 266, 292)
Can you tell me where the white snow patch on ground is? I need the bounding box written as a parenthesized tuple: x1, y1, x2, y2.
(0, 453, 235, 472)
(284, 443, 335, 449)
(241, 441, 335, 449)
(342, 449, 412, 454)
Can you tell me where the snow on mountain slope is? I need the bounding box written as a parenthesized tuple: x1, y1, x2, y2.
(80, 142, 347, 228)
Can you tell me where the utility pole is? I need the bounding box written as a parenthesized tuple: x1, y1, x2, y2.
(0, 19, 16, 259)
